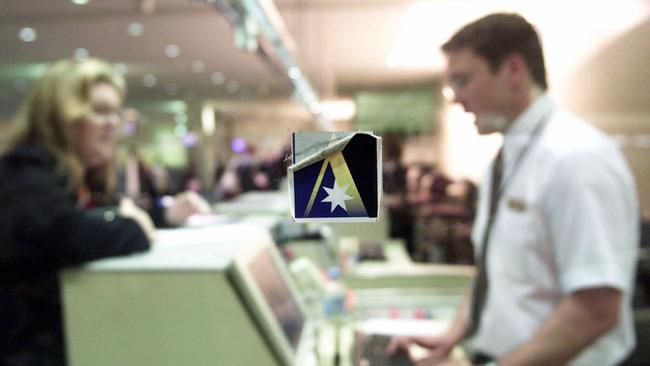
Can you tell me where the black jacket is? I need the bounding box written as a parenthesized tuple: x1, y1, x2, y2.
(0, 145, 150, 366)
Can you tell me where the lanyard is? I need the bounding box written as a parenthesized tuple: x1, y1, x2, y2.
(466, 107, 555, 339)
(493, 107, 554, 203)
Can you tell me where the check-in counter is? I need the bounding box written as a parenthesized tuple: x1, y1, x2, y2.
(213, 191, 290, 216)
(343, 262, 474, 290)
(61, 225, 294, 366)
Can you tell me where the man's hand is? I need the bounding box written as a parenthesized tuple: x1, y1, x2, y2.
(386, 334, 458, 365)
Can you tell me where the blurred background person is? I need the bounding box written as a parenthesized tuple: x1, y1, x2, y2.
(382, 134, 416, 257)
(117, 110, 211, 227)
(0, 58, 154, 366)
(214, 139, 284, 200)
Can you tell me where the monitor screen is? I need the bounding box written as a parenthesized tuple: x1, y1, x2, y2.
(248, 248, 305, 349)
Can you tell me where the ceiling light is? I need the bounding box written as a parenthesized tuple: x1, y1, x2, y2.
(191, 60, 206, 73)
(211, 72, 225, 85)
(442, 86, 455, 102)
(73, 48, 89, 61)
(174, 112, 188, 125)
(70, 0, 90, 4)
(128, 22, 144, 37)
(308, 101, 322, 115)
(18, 27, 37, 42)
(165, 44, 180, 58)
(320, 99, 356, 121)
(384, 55, 398, 69)
(173, 124, 188, 138)
(288, 66, 301, 80)
(113, 63, 128, 75)
(201, 105, 215, 136)
(143, 74, 157, 87)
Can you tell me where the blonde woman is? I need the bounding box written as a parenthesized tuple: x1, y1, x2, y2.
(0, 59, 152, 366)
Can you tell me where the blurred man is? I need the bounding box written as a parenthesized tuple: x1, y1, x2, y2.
(388, 13, 639, 366)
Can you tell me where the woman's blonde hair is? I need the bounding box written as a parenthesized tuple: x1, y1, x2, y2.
(0, 58, 126, 199)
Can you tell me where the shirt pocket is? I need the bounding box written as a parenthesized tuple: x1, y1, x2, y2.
(489, 199, 539, 283)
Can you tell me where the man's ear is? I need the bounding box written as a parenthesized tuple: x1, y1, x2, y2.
(504, 53, 528, 91)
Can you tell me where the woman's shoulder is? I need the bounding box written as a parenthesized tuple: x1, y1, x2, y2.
(1, 144, 55, 170)
(0, 145, 67, 194)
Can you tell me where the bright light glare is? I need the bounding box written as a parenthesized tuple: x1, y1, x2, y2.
(74, 48, 89, 61)
(387, 0, 650, 81)
(211, 72, 225, 85)
(202, 105, 216, 136)
(288, 67, 302, 80)
(443, 104, 501, 182)
(128, 22, 144, 37)
(321, 99, 356, 121)
(165, 44, 180, 58)
(143, 74, 157, 87)
(113, 63, 128, 75)
(18, 27, 37, 42)
(191, 60, 206, 73)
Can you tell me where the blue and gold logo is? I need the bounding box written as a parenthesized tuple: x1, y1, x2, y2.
(291, 132, 380, 221)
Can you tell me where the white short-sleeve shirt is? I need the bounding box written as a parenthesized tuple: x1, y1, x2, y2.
(466, 94, 639, 366)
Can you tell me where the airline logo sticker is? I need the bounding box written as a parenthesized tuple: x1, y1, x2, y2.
(290, 132, 380, 222)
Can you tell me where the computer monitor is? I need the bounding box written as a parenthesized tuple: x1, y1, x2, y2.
(230, 238, 314, 366)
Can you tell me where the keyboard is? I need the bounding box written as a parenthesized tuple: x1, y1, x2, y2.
(358, 241, 386, 261)
(355, 334, 414, 366)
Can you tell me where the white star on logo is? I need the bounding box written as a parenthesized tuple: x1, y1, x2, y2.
(321, 180, 353, 213)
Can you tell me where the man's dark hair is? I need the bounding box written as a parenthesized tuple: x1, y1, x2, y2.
(441, 13, 548, 90)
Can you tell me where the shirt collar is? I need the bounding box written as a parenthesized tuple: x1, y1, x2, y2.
(504, 92, 555, 138)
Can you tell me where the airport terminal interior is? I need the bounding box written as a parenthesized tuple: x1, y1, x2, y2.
(1, 0, 649, 365)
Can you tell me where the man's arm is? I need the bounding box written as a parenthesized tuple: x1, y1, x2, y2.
(387, 290, 470, 359)
(498, 287, 621, 366)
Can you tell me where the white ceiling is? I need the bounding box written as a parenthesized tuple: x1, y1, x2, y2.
(1, 0, 649, 119)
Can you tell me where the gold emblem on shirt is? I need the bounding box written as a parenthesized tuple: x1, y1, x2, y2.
(507, 197, 526, 212)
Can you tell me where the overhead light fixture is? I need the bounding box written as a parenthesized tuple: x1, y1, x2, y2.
(288, 66, 301, 80)
(308, 101, 322, 115)
(165, 44, 180, 58)
(18, 27, 37, 42)
(201, 105, 216, 136)
(70, 0, 90, 5)
(320, 99, 357, 121)
(174, 112, 188, 125)
(128, 22, 144, 37)
(73, 48, 89, 61)
(442, 86, 455, 102)
(142, 74, 157, 87)
(173, 124, 188, 138)
(113, 63, 128, 75)
(191, 60, 206, 73)
(211, 72, 225, 85)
